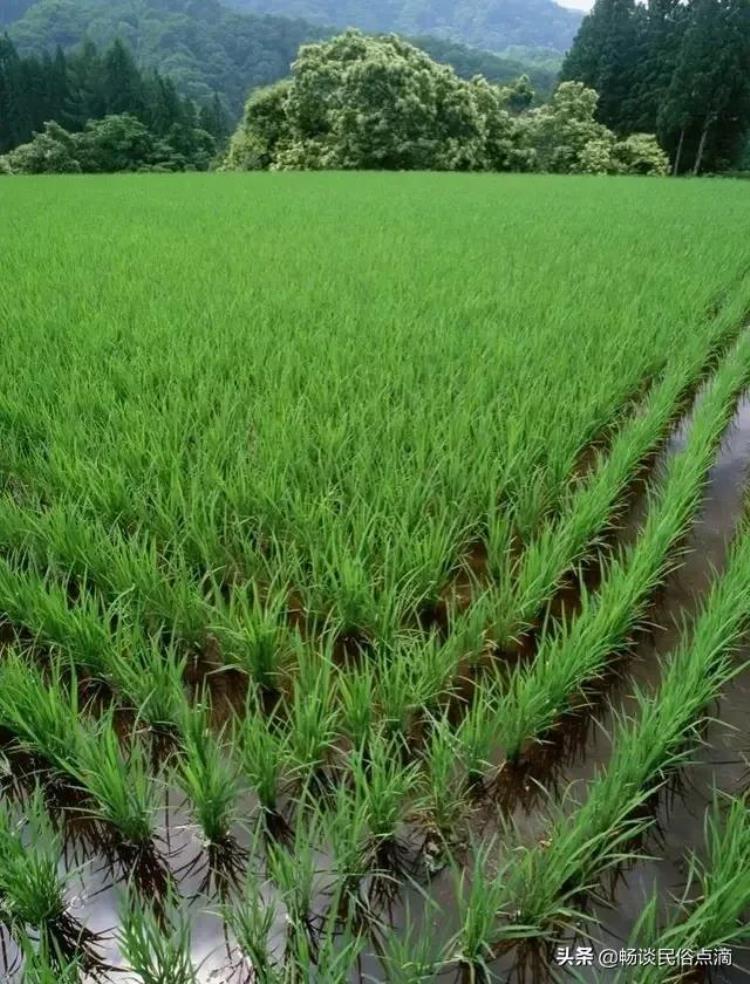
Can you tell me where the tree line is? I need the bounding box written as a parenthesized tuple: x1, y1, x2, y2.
(225, 32, 668, 175)
(562, 0, 750, 174)
(0, 35, 229, 170)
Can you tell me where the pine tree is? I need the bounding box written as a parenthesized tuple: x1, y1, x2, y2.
(103, 38, 144, 117)
(0, 35, 27, 153)
(561, 0, 644, 132)
(660, 0, 750, 173)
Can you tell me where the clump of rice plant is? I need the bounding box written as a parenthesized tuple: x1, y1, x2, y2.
(0, 790, 102, 972)
(18, 936, 85, 983)
(449, 841, 509, 981)
(349, 731, 419, 901)
(324, 781, 372, 927)
(267, 816, 320, 967)
(378, 903, 448, 983)
(72, 716, 159, 852)
(173, 694, 244, 888)
(221, 867, 281, 983)
(0, 652, 82, 778)
(414, 714, 471, 859)
(286, 649, 340, 792)
(214, 579, 292, 702)
(118, 887, 197, 984)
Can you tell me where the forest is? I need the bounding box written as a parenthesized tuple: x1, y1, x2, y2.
(1, 0, 749, 175)
(0, 37, 227, 170)
(2, 0, 556, 117)
(563, 0, 750, 174)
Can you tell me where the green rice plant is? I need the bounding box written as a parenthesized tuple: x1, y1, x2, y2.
(221, 867, 281, 983)
(71, 716, 159, 848)
(414, 714, 471, 852)
(496, 329, 750, 763)
(213, 579, 292, 697)
(174, 697, 239, 850)
(100, 629, 187, 731)
(288, 900, 365, 983)
(117, 887, 197, 984)
(350, 731, 419, 886)
(453, 679, 503, 790)
(19, 936, 84, 983)
(624, 794, 750, 983)
(266, 817, 320, 967)
(449, 840, 509, 980)
(0, 790, 66, 932)
(488, 517, 750, 945)
(324, 781, 372, 925)
(285, 648, 340, 785)
(0, 651, 83, 769)
(337, 660, 376, 750)
(234, 705, 290, 832)
(0, 553, 113, 675)
(378, 904, 448, 983)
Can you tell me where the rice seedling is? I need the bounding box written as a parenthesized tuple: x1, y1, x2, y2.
(266, 817, 321, 967)
(377, 904, 447, 983)
(414, 714, 472, 855)
(221, 867, 281, 983)
(351, 732, 420, 895)
(234, 704, 291, 839)
(117, 887, 197, 984)
(19, 940, 84, 983)
(624, 793, 750, 983)
(286, 646, 340, 790)
(449, 840, 509, 981)
(174, 698, 239, 850)
(69, 717, 159, 853)
(486, 516, 750, 947)
(0, 790, 102, 972)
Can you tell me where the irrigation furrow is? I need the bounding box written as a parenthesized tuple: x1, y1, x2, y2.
(490, 330, 750, 768)
(475, 513, 750, 961)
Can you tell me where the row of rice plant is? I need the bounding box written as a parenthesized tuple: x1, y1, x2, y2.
(493, 327, 750, 766)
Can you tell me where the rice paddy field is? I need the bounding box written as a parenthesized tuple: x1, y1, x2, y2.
(2, 171, 750, 982)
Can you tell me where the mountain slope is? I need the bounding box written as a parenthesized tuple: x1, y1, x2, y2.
(7, 0, 326, 113)
(7, 0, 558, 116)
(224, 0, 584, 52)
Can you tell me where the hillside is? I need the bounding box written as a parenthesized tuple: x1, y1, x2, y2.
(6, 0, 325, 113)
(6, 0, 558, 115)
(224, 0, 584, 52)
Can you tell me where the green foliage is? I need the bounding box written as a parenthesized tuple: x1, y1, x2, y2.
(2, 119, 81, 173)
(0, 33, 221, 165)
(525, 80, 616, 173)
(8, 0, 325, 117)
(612, 131, 670, 174)
(563, 0, 750, 173)
(228, 36, 662, 175)
(3, 112, 217, 174)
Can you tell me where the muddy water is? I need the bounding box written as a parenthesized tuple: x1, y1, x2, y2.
(551, 394, 750, 981)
